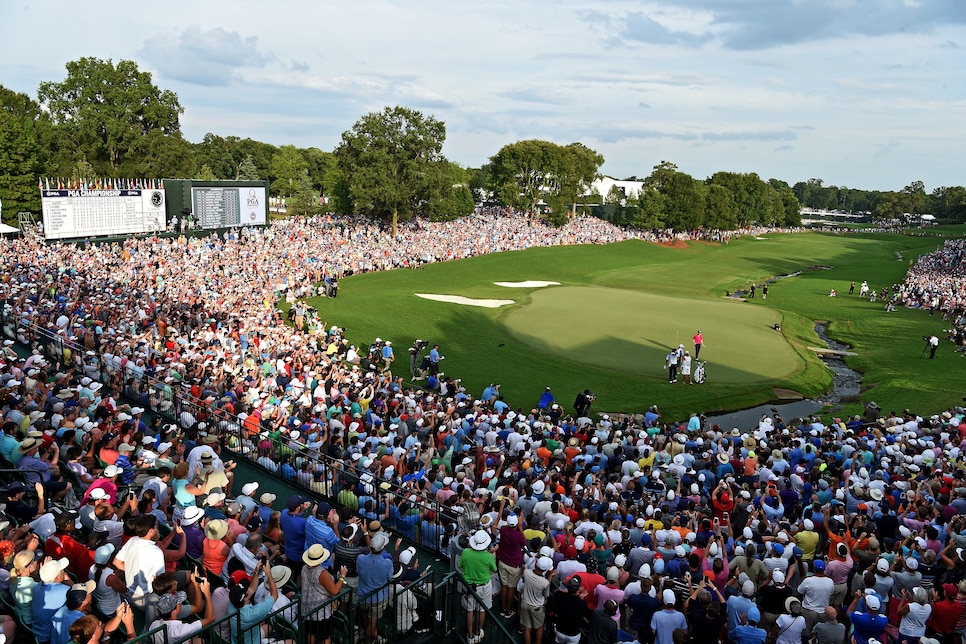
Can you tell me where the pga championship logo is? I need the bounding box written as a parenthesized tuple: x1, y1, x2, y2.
(246, 189, 259, 207)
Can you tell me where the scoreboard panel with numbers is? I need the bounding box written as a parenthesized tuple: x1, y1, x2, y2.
(191, 186, 267, 230)
(40, 188, 166, 240)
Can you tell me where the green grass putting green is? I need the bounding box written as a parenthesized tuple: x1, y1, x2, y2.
(306, 229, 966, 420)
(503, 285, 798, 382)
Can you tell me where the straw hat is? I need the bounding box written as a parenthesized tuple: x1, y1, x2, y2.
(204, 519, 228, 541)
(302, 544, 331, 567)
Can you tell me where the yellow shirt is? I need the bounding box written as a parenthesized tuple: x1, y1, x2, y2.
(795, 529, 819, 560)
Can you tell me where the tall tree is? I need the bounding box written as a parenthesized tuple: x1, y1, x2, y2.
(426, 161, 475, 221)
(0, 85, 47, 223)
(488, 139, 562, 220)
(556, 142, 604, 217)
(645, 161, 704, 230)
(38, 57, 183, 175)
(270, 145, 309, 196)
(286, 169, 322, 218)
(334, 106, 447, 236)
(900, 180, 927, 215)
(235, 155, 261, 181)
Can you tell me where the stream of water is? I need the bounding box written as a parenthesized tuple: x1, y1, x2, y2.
(705, 322, 862, 430)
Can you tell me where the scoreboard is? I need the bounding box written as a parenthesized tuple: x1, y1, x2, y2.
(191, 186, 267, 229)
(40, 188, 166, 240)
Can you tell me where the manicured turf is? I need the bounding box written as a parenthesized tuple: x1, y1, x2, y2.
(503, 285, 798, 382)
(307, 229, 965, 420)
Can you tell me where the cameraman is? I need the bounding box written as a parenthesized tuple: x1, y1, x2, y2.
(573, 389, 595, 417)
(927, 335, 939, 359)
(409, 339, 428, 376)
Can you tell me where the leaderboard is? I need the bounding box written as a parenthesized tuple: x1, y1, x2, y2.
(41, 187, 166, 240)
(191, 186, 267, 229)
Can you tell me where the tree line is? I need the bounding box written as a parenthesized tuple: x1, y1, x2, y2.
(2, 57, 964, 230)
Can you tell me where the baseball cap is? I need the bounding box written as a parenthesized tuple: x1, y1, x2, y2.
(866, 595, 881, 611)
(663, 589, 675, 605)
(287, 495, 306, 511)
(813, 560, 826, 572)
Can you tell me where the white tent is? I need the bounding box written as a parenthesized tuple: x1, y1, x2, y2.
(0, 223, 18, 235)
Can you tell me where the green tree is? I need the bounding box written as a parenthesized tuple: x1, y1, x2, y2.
(71, 158, 96, 182)
(38, 57, 183, 174)
(631, 187, 665, 230)
(235, 155, 261, 181)
(931, 186, 966, 222)
(900, 180, 927, 215)
(0, 85, 47, 222)
(645, 162, 704, 230)
(426, 161, 475, 221)
(286, 169, 322, 218)
(128, 129, 193, 178)
(192, 134, 233, 179)
(488, 139, 562, 220)
(334, 106, 447, 236)
(300, 147, 336, 195)
(195, 164, 217, 181)
(874, 192, 902, 219)
(704, 184, 737, 230)
(270, 145, 309, 196)
(556, 142, 604, 217)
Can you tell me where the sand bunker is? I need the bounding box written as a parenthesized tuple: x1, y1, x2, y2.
(493, 281, 561, 288)
(416, 293, 515, 308)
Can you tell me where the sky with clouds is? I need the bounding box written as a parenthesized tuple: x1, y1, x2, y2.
(1, 0, 964, 191)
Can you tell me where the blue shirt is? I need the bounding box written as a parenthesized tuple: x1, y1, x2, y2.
(279, 511, 307, 562)
(651, 609, 688, 644)
(32, 582, 68, 644)
(356, 552, 393, 603)
(849, 611, 887, 644)
(18, 454, 52, 484)
(729, 624, 768, 644)
(51, 605, 84, 644)
(304, 516, 338, 551)
(231, 597, 275, 644)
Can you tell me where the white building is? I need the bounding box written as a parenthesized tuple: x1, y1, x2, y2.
(587, 176, 645, 202)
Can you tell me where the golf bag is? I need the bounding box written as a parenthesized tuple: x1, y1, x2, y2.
(693, 361, 707, 384)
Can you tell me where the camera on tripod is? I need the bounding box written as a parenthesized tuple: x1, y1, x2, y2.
(410, 339, 428, 355)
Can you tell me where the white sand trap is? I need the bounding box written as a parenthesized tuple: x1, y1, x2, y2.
(755, 236, 768, 240)
(415, 293, 515, 308)
(493, 280, 561, 288)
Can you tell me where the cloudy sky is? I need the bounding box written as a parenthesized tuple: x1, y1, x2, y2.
(2, 0, 964, 191)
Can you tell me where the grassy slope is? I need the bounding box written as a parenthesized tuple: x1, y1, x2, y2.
(307, 230, 959, 420)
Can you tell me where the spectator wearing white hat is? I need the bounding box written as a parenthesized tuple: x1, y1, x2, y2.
(651, 589, 688, 644)
(496, 505, 525, 619)
(459, 529, 496, 644)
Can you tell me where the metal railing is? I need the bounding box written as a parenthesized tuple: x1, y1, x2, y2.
(120, 584, 354, 644)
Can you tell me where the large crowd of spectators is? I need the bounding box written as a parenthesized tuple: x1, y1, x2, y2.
(1, 212, 965, 644)
(898, 239, 966, 319)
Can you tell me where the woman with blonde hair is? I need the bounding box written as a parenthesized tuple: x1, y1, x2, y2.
(10, 549, 37, 627)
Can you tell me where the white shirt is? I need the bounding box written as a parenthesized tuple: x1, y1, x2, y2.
(797, 575, 834, 612)
(116, 537, 165, 597)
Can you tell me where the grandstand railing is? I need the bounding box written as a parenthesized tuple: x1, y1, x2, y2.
(125, 584, 353, 644)
(0, 313, 461, 559)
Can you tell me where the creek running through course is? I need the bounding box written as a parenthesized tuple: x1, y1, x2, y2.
(705, 321, 863, 431)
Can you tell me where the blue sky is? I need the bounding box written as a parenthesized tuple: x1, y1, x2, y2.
(1, 0, 964, 191)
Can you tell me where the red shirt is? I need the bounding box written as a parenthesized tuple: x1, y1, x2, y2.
(45, 532, 94, 581)
(497, 526, 526, 567)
